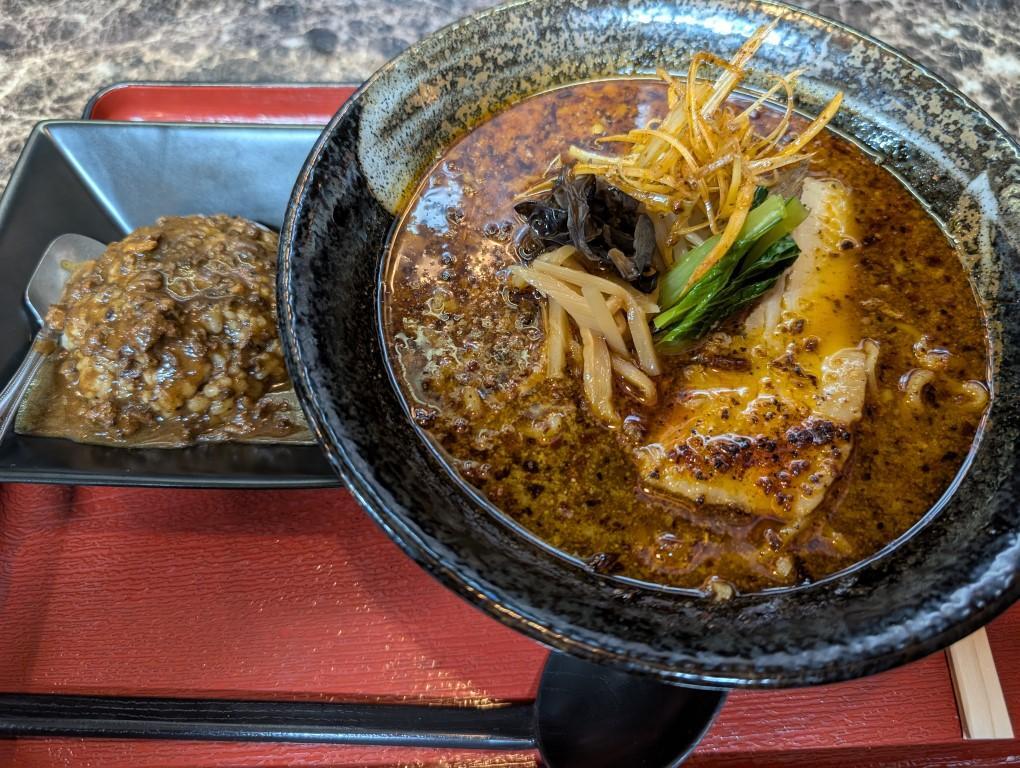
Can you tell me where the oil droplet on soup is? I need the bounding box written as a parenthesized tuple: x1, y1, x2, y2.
(383, 79, 988, 593)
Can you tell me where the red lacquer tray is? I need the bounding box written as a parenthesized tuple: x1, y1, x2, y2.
(0, 84, 1014, 767)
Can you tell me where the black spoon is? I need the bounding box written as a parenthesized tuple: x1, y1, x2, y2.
(0, 653, 726, 767)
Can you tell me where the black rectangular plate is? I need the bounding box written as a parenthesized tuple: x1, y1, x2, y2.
(0, 120, 338, 487)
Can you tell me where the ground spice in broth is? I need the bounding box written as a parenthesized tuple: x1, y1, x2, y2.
(383, 79, 988, 592)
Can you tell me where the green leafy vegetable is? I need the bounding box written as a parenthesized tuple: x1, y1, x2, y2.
(658, 193, 786, 310)
(653, 191, 807, 347)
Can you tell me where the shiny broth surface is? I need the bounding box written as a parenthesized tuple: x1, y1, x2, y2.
(383, 80, 987, 592)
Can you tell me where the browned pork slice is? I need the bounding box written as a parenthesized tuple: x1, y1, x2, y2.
(635, 345, 868, 524)
(635, 178, 873, 529)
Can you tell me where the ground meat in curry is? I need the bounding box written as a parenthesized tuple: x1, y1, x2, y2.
(34, 214, 306, 445)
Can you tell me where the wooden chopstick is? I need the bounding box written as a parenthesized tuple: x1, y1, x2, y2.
(947, 628, 1014, 740)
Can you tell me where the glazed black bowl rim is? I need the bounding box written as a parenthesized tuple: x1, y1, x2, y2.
(279, 0, 1020, 686)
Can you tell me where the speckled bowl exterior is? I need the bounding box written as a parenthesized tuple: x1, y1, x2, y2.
(279, 0, 1020, 687)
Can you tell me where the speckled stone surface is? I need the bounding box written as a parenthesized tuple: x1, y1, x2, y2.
(0, 0, 1017, 193)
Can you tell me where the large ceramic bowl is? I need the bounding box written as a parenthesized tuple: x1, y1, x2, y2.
(279, 0, 1020, 686)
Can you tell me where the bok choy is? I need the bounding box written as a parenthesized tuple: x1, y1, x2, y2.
(653, 189, 808, 347)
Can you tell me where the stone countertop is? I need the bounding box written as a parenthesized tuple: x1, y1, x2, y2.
(0, 0, 1017, 193)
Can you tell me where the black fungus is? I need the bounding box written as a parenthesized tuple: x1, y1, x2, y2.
(513, 167, 658, 292)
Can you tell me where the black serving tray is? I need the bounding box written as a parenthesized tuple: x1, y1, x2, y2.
(0, 120, 338, 487)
